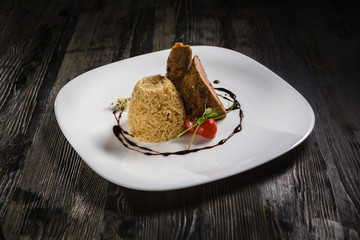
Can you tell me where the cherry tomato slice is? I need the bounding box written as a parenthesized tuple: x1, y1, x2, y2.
(197, 119, 217, 139)
(185, 115, 217, 139)
(185, 115, 197, 133)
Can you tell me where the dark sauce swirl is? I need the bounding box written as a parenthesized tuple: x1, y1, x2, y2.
(113, 84, 243, 156)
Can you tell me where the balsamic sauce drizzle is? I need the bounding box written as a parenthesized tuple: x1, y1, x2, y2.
(113, 82, 244, 156)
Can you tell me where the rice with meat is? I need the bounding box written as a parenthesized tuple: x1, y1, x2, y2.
(128, 74, 185, 143)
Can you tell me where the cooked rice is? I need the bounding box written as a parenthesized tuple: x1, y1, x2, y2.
(128, 74, 185, 143)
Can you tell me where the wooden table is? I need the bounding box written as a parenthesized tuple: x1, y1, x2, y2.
(1, 0, 359, 239)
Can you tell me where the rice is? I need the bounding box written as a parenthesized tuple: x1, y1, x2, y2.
(128, 74, 186, 143)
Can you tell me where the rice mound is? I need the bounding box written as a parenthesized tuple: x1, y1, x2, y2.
(128, 74, 185, 143)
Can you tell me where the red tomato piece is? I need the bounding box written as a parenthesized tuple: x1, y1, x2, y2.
(185, 115, 197, 133)
(197, 119, 217, 138)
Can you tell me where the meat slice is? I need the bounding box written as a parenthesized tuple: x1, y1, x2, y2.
(180, 56, 227, 117)
(166, 43, 192, 90)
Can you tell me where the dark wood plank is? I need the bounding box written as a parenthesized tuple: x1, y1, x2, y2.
(0, 0, 73, 222)
(0, 0, 359, 239)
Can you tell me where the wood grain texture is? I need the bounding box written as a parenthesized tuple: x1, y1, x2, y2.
(0, 0, 359, 239)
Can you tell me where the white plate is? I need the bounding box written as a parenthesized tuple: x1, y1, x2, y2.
(54, 46, 315, 191)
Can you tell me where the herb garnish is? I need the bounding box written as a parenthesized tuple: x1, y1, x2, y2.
(111, 97, 131, 113)
(177, 101, 237, 150)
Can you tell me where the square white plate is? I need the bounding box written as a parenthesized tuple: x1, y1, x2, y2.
(54, 46, 315, 191)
